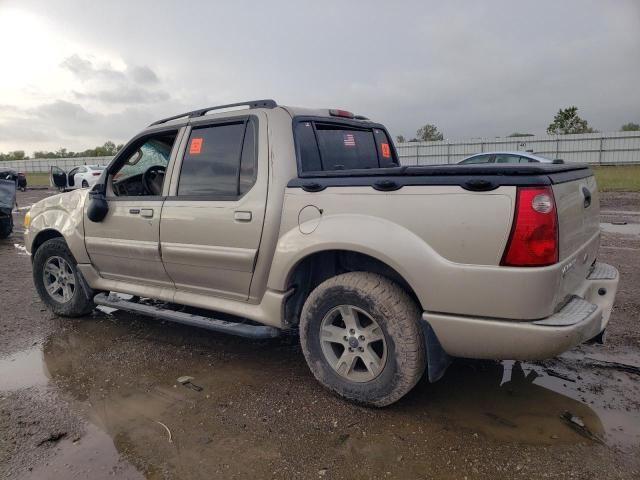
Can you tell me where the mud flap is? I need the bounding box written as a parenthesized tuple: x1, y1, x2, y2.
(420, 321, 453, 382)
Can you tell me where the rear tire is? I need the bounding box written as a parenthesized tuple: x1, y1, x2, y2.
(33, 238, 94, 317)
(82, 180, 89, 188)
(299, 272, 425, 407)
(0, 217, 12, 239)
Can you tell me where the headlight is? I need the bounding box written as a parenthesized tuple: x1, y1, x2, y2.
(24, 211, 31, 228)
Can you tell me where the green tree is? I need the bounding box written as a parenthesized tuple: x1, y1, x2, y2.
(547, 106, 596, 135)
(416, 124, 444, 141)
(507, 132, 534, 137)
(621, 122, 640, 132)
(396, 135, 406, 143)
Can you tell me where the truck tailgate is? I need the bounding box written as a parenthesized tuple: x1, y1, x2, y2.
(552, 172, 600, 300)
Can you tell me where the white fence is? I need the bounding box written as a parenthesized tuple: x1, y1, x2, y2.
(0, 156, 113, 173)
(396, 131, 640, 166)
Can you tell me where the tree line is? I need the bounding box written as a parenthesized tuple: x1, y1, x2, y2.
(0, 141, 123, 161)
(396, 106, 640, 143)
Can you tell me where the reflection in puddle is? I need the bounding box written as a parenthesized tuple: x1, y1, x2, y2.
(24, 424, 143, 480)
(4, 312, 639, 477)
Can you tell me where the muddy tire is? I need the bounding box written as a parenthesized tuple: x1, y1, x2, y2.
(299, 272, 425, 407)
(33, 238, 94, 317)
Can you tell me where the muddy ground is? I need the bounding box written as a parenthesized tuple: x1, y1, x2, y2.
(0, 189, 639, 479)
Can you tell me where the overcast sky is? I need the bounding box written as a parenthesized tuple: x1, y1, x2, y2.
(0, 0, 638, 153)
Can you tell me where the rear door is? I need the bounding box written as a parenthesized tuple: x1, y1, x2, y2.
(160, 112, 267, 301)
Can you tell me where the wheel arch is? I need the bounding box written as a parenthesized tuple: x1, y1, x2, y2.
(31, 229, 64, 257)
(282, 248, 422, 327)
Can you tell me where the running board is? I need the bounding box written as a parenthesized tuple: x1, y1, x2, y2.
(93, 293, 281, 339)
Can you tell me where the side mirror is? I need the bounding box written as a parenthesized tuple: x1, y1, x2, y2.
(87, 190, 108, 222)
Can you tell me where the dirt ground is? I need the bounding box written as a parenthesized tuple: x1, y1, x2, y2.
(0, 189, 639, 480)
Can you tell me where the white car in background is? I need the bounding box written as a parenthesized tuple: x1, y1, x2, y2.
(50, 164, 106, 191)
(458, 151, 562, 164)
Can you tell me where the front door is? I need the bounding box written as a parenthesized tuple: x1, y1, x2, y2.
(84, 128, 183, 287)
(160, 114, 267, 301)
(50, 166, 68, 190)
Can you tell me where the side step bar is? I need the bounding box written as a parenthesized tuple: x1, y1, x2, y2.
(94, 293, 281, 339)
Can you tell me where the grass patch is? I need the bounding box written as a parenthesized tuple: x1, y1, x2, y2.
(25, 172, 51, 187)
(592, 165, 640, 192)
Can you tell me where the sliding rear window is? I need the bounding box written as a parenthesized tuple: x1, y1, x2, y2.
(295, 120, 398, 173)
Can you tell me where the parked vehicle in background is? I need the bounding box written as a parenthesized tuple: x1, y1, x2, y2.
(0, 169, 27, 191)
(25, 100, 618, 407)
(459, 151, 561, 164)
(50, 164, 106, 191)
(0, 177, 16, 238)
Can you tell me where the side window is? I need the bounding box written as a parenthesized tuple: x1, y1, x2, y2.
(460, 154, 490, 164)
(239, 119, 257, 195)
(68, 167, 80, 177)
(178, 119, 257, 198)
(520, 156, 537, 163)
(111, 132, 177, 197)
(295, 122, 322, 172)
(495, 154, 521, 164)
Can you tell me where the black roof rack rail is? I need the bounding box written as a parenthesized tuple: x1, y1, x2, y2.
(149, 99, 277, 127)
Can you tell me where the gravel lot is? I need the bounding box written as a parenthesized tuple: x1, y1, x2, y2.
(1, 189, 639, 479)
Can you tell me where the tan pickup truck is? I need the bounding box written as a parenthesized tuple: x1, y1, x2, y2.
(25, 100, 619, 406)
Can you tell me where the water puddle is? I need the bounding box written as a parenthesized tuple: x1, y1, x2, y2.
(600, 222, 640, 236)
(24, 423, 144, 480)
(13, 243, 28, 256)
(3, 314, 639, 477)
(0, 347, 49, 391)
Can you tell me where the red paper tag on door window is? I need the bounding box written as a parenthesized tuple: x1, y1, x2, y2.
(381, 143, 391, 158)
(190, 137, 203, 155)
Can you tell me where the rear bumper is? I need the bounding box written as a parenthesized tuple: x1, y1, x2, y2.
(423, 262, 619, 360)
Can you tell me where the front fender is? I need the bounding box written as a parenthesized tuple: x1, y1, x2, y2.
(26, 190, 89, 263)
(267, 213, 449, 309)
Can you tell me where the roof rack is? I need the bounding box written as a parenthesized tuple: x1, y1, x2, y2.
(149, 99, 277, 127)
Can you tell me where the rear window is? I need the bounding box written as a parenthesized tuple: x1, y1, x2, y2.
(295, 120, 397, 173)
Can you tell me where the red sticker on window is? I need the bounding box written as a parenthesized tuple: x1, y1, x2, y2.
(381, 143, 391, 158)
(189, 137, 203, 155)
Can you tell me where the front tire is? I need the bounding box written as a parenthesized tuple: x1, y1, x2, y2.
(33, 238, 94, 317)
(299, 272, 426, 407)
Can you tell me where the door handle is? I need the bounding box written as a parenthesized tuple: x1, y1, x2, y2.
(234, 211, 252, 222)
(140, 208, 154, 218)
(129, 209, 140, 214)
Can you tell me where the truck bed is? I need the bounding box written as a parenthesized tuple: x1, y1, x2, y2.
(289, 163, 592, 191)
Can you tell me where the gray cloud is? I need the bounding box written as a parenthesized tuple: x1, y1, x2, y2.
(60, 54, 168, 107)
(128, 65, 159, 85)
(1, 0, 639, 153)
(73, 87, 169, 104)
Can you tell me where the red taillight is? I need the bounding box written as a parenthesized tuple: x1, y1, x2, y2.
(92, 172, 101, 176)
(329, 109, 355, 119)
(501, 186, 558, 267)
